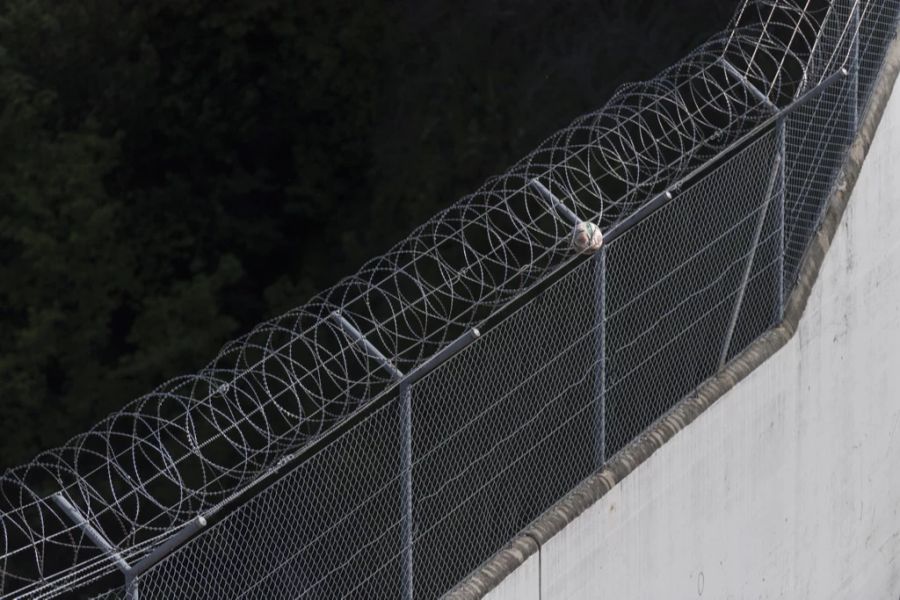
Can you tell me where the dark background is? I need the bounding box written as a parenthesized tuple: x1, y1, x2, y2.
(0, 0, 734, 469)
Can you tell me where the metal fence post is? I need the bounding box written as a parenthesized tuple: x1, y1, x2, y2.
(851, 0, 861, 130)
(593, 248, 607, 468)
(330, 311, 412, 598)
(330, 312, 482, 599)
(530, 177, 607, 465)
(777, 117, 786, 317)
(400, 381, 413, 600)
(395, 327, 480, 598)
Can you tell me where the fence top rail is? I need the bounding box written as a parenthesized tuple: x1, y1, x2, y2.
(0, 1, 877, 597)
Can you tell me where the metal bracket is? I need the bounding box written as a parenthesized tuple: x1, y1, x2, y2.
(52, 493, 131, 575)
(529, 178, 604, 253)
(720, 57, 778, 111)
(52, 492, 206, 600)
(528, 178, 581, 226)
(330, 311, 403, 380)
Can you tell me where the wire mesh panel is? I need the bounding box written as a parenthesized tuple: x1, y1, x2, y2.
(135, 399, 404, 600)
(858, 0, 900, 115)
(781, 0, 900, 293)
(409, 257, 600, 599)
(782, 88, 854, 293)
(782, 4, 858, 291)
(604, 129, 780, 455)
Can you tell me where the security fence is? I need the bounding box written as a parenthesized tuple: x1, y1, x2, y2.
(2, 1, 899, 599)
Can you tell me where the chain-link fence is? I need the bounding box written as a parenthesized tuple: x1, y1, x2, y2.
(127, 3, 898, 597)
(3, 1, 900, 599)
(120, 129, 786, 600)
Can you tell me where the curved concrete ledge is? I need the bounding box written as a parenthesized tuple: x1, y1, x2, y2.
(446, 27, 900, 600)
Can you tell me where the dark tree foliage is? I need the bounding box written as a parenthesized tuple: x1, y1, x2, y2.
(0, 0, 733, 468)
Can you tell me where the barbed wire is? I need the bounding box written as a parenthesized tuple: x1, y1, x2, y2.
(0, 1, 879, 597)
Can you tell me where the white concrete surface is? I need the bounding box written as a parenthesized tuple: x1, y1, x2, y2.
(488, 74, 900, 600)
(484, 552, 541, 600)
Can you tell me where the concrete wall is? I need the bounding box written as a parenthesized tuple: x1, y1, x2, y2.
(486, 60, 900, 600)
